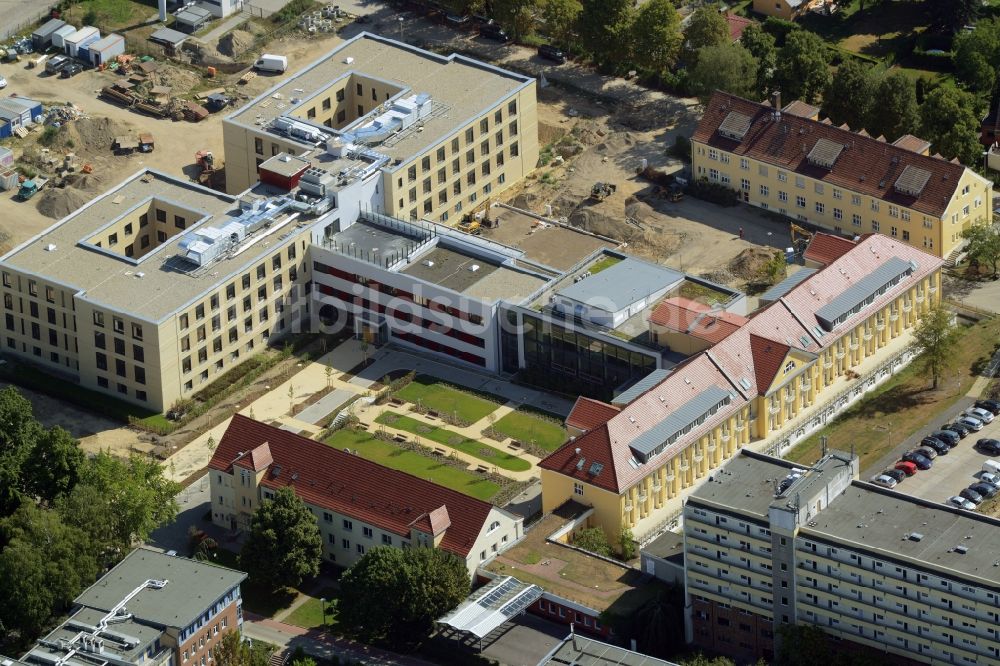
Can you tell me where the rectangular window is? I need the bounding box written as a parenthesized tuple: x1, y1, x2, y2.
(796, 196, 806, 208)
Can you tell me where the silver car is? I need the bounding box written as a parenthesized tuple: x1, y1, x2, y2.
(948, 496, 976, 510)
(957, 416, 984, 432)
(870, 474, 898, 488)
(966, 407, 995, 424)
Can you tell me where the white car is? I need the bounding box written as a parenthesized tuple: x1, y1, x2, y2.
(0, 76, 7, 89)
(870, 474, 898, 488)
(957, 416, 984, 432)
(965, 407, 995, 424)
(948, 496, 977, 510)
(981, 471, 1000, 485)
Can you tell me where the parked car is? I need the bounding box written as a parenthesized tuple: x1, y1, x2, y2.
(479, 22, 510, 41)
(969, 481, 1000, 499)
(902, 451, 933, 469)
(883, 468, 907, 483)
(444, 14, 470, 26)
(921, 437, 950, 455)
(60, 63, 82, 78)
(538, 44, 566, 64)
(965, 407, 995, 423)
(975, 399, 1000, 415)
(941, 422, 970, 438)
(932, 430, 960, 446)
(981, 471, 1000, 485)
(0, 76, 6, 89)
(977, 438, 1000, 455)
(960, 487, 984, 504)
(895, 461, 918, 476)
(957, 416, 984, 432)
(870, 474, 898, 488)
(948, 496, 977, 510)
(917, 446, 939, 460)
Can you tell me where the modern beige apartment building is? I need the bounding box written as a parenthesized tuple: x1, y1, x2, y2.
(208, 415, 523, 576)
(693, 91, 993, 260)
(0, 169, 313, 411)
(539, 233, 943, 542)
(684, 449, 1000, 665)
(223, 33, 539, 224)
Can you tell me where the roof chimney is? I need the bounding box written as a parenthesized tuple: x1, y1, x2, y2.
(771, 91, 781, 122)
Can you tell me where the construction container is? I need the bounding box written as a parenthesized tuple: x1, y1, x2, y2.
(31, 18, 66, 50)
(87, 33, 125, 67)
(50, 24, 77, 50)
(0, 169, 19, 191)
(63, 26, 100, 57)
(0, 146, 12, 168)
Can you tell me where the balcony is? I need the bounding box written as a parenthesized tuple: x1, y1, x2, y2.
(624, 501, 633, 512)
(638, 493, 648, 503)
(652, 483, 662, 493)
(707, 443, 718, 452)
(666, 473, 675, 482)
(823, 358, 833, 369)
(679, 462, 691, 472)
(929, 284, 938, 294)
(863, 331, 872, 341)
(836, 349, 846, 359)
(769, 403, 781, 415)
(890, 311, 899, 322)
(721, 433, 731, 442)
(785, 392, 796, 403)
(903, 302, 912, 313)
(916, 292, 925, 303)
(801, 381, 811, 392)
(876, 320, 885, 331)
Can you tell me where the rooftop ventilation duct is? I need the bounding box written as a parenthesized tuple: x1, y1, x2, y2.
(342, 93, 432, 145)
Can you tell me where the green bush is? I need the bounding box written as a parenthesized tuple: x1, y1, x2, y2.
(762, 16, 797, 46)
(668, 135, 691, 160)
(688, 178, 740, 207)
(272, 0, 313, 24)
(38, 126, 60, 147)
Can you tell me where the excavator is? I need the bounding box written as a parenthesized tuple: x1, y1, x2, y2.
(790, 223, 813, 253)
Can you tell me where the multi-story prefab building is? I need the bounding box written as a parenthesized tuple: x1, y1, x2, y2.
(684, 449, 1000, 665)
(692, 91, 993, 261)
(223, 33, 539, 224)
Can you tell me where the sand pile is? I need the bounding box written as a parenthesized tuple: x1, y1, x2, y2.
(594, 132, 635, 154)
(728, 247, 776, 281)
(218, 29, 255, 57)
(62, 117, 131, 152)
(155, 63, 204, 89)
(36, 187, 90, 220)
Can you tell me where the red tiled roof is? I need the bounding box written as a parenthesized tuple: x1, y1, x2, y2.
(233, 441, 273, 471)
(803, 232, 857, 266)
(893, 134, 931, 155)
(649, 297, 749, 344)
(565, 396, 620, 432)
(209, 415, 498, 557)
(693, 92, 966, 218)
(726, 12, 753, 41)
(748, 333, 790, 390)
(782, 100, 820, 119)
(539, 426, 619, 493)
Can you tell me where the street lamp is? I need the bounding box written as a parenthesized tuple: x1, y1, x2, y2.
(320, 597, 326, 628)
(398, 16, 405, 42)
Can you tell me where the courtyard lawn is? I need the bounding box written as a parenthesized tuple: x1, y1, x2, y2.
(375, 412, 532, 472)
(211, 548, 296, 618)
(323, 428, 501, 501)
(394, 375, 501, 423)
(492, 410, 568, 453)
(589, 256, 622, 274)
(786, 318, 1000, 471)
(283, 589, 338, 629)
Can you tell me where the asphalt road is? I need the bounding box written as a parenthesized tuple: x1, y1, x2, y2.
(0, 0, 50, 41)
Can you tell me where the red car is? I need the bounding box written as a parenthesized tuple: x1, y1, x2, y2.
(895, 461, 918, 476)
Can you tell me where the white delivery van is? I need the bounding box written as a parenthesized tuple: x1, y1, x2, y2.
(254, 53, 287, 74)
(983, 459, 1000, 476)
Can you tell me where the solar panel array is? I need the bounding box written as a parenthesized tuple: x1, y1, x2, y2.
(718, 111, 753, 141)
(629, 385, 732, 462)
(815, 257, 914, 331)
(894, 164, 932, 196)
(806, 138, 845, 169)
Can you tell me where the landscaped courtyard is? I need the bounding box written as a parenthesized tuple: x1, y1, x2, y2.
(491, 410, 567, 452)
(323, 428, 502, 501)
(394, 375, 500, 423)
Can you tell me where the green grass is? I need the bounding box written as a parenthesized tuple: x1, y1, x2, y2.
(283, 589, 338, 629)
(63, 0, 151, 30)
(491, 410, 567, 452)
(395, 375, 501, 423)
(211, 548, 297, 617)
(376, 412, 531, 472)
(786, 318, 1000, 472)
(677, 279, 730, 306)
(589, 256, 622, 274)
(324, 428, 502, 500)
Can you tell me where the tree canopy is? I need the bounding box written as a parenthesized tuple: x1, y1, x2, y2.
(685, 6, 730, 53)
(212, 629, 272, 666)
(775, 30, 831, 104)
(338, 546, 470, 643)
(953, 19, 1000, 94)
(540, 0, 581, 47)
(239, 486, 322, 591)
(912, 306, 959, 390)
(929, 0, 981, 33)
(822, 59, 879, 130)
(920, 86, 984, 166)
(573, 526, 612, 556)
(577, 0, 635, 67)
(867, 71, 919, 142)
(740, 23, 777, 98)
(631, 0, 682, 73)
(689, 43, 759, 102)
(961, 222, 1000, 277)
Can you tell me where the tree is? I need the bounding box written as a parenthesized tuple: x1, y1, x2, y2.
(867, 72, 919, 142)
(764, 251, 787, 285)
(775, 623, 831, 666)
(775, 30, 831, 104)
(58, 452, 180, 566)
(338, 546, 469, 643)
(573, 526, 611, 556)
(740, 23, 777, 98)
(912, 306, 958, 390)
(929, 0, 980, 33)
(953, 19, 1000, 94)
(920, 86, 983, 166)
(822, 59, 879, 130)
(631, 0, 682, 73)
(492, 0, 536, 40)
(961, 222, 1000, 277)
(689, 43, 759, 102)
(21, 426, 84, 506)
(0, 504, 99, 641)
(540, 0, 581, 47)
(615, 586, 684, 659)
(578, 0, 635, 67)
(0, 387, 44, 516)
(685, 6, 729, 55)
(619, 527, 636, 560)
(212, 628, 272, 666)
(239, 486, 321, 590)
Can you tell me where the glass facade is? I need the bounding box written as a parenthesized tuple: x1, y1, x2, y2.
(501, 307, 658, 400)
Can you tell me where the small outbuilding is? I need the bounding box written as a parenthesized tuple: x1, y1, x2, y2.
(87, 33, 125, 67)
(149, 27, 188, 52)
(173, 6, 213, 33)
(50, 24, 77, 50)
(0, 145, 13, 168)
(0, 96, 43, 138)
(64, 26, 100, 57)
(31, 18, 66, 50)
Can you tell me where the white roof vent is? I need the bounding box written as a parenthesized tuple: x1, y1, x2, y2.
(136, 272, 145, 278)
(423, 260, 434, 267)
(45, 243, 57, 251)
(344, 56, 354, 64)
(469, 264, 480, 272)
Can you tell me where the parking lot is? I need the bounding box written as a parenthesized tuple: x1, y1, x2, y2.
(874, 405, 1000, 514)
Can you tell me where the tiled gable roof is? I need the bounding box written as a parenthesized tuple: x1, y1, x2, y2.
(726, 12, 753, 41)
(233, 441, 273, 471)
(748, 334, 790, 391)
(565, 396, 620, 432)
(803, 232, 857, 266)
(649, 296, 749, 344)
(693, 92, 966, 218)
(209, 415, 496, 557)
(539, 426, 619, 492)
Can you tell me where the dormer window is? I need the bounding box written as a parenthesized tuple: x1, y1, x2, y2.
(784, 361, 795, 373)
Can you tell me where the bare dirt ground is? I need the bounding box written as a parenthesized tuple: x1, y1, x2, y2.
(483, 209, 613, 271)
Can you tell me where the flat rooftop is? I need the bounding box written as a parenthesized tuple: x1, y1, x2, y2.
(686, 452, 798, 520)
(803, 484, 1000, 588)
(556, 258, 684, 312)
(400, 244, 546, 302)
(485, 509, 660, 614)
(23, 607, 160, 666)
(74, 547, 246, 628)
(539, 635, 680, 666)
(1, 171, 312, 322)
(481, 210, 615, 272)
(230, 33, 531, 162)
(641, 529, 685, 563)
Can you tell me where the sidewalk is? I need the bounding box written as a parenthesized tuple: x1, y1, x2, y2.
(243, 615, 435, 666)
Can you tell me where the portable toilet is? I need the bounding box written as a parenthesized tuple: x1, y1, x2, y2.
(31, 18, 66, 50)
(50, 24, 76, 50)
(64, 26, 100, 57)
(87, 33, 125, 67)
